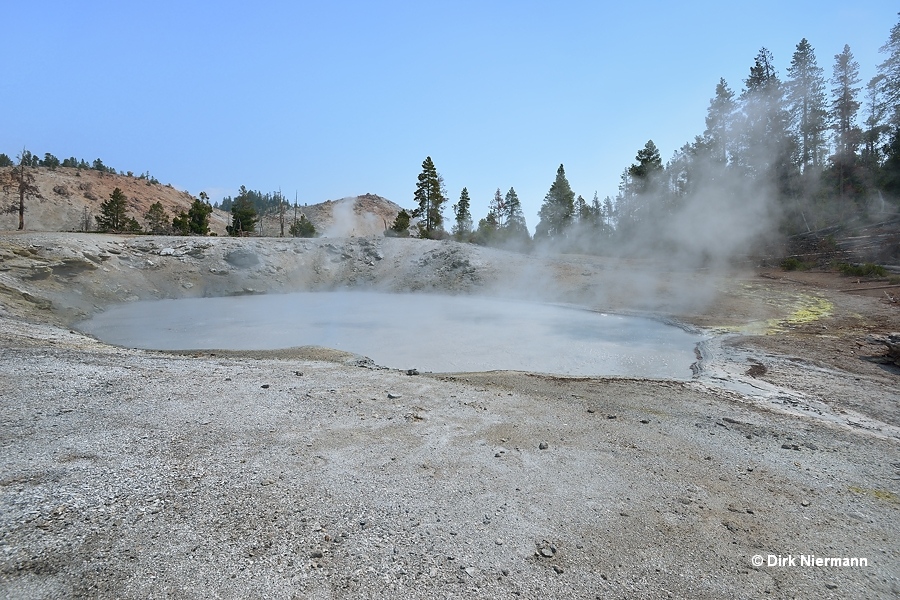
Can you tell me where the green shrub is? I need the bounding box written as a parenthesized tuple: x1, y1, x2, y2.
(781, 257, 812, 271)
(837, 262, 887, 277)
(289, 214, 317, 238)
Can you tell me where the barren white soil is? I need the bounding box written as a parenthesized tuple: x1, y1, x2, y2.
(1, 232, 898, 599)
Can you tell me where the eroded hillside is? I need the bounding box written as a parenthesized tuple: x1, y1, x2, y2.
(0, 167, 403, 238)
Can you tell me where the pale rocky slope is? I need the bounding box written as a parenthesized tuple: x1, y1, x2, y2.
(0, 231, 898, 599)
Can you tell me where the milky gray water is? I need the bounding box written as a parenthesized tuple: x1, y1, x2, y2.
(77, 291, 703, 379)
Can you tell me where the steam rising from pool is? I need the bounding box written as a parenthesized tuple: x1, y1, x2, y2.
(78, 292, 703, 379)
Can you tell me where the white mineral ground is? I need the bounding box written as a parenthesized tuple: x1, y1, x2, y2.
(1, 232, 898, 599)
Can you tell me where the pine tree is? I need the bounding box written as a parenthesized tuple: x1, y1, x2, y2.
(877, 13, 900, 129)
(737, 49, 789, 175)
(877, 13, 900, 194)
(574, 194, 588, 222)
(614, 168, 636, 232)
(590, 192, 603, 227)
(289, 214, 317, 237)
(628, 140, 663, 195)
(227, 186, 258, 235)
(831, 44, 862, 158)
(387, 210, 411, 237)
(411, 156, 447, 238)
(831, 44, 863, 199)
(602, 196, 615, 228)
(703, 78, 737, 165)
(474, 211, 499, 245)
(502, 187, 528, 237)
(536, 164, 575, 239)
(187, 198, 213, 235)
(124, 216, 143, 233)
(144, 201, 170, 234)
(489, 188, 505, 228)
(172, 211, 191, 235)
(736, 48, 794, 191)
(452, 187, 473, 240)
(95, 188, 129, 232)
(41, 153, 60, 170)
(862, 75, 890, 170)
(786, 38, 829, 172)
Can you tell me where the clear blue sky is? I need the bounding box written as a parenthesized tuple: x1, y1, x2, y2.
(4, 1, 897, 229)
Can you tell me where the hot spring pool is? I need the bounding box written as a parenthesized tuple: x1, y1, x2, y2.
(77, 291, 704, 379)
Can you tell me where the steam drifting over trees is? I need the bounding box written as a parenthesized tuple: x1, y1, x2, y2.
(4, 13, 900, 262)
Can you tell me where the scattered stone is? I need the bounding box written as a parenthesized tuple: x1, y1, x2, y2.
(387, 392, 402, 399)
(159, 248, 176, 256)
(801, 500, 810, 507)
(539, 442, 549, 450)
(536, 541, 556, 558)
(310, 550, 324, 559)
(406, 368, 419, 376)
(640, 419, 650, 424)
(261, 384, 270, 389)
(553, 565, 564, 574)
(825, 582, 838, 590)
(607, 415, 617, 419)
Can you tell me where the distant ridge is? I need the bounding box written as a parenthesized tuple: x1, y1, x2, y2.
(0, 167, 402, 237)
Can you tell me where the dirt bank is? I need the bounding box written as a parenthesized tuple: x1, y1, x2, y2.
(1, 232, 898, 599)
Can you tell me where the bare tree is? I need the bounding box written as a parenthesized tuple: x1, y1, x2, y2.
(278, 190, 287, 237)
(2, 148, 44, 230)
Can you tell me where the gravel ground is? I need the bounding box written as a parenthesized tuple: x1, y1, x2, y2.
(1, 232, 898, 599)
